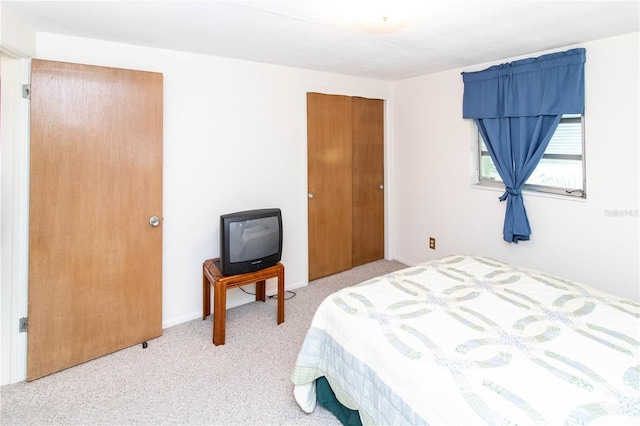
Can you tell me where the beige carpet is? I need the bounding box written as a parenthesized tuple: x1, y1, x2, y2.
(1, 259, 407, 425)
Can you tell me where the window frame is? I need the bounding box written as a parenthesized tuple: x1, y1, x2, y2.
(475, 115, 587, 199)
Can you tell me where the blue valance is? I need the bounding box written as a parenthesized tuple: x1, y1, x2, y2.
(462, 48, 586, 119)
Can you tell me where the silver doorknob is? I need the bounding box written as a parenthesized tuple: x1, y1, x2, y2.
(308, 192, 314, 199)
(379, 184, 384, 189)
(149, 216, 160, 227)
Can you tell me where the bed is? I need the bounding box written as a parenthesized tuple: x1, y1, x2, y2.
(291, 255, 640, 425)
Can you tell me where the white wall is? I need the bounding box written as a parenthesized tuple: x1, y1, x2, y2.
(31, 33, 393, 328)
(392, 32, 639, 301)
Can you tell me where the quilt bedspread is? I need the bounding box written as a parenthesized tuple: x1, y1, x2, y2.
(291, 255, 640, 425)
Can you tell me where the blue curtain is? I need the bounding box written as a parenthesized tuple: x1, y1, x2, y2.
(462, 48, 586, 243)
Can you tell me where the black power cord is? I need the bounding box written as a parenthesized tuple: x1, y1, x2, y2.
(239, 286, 297, 300)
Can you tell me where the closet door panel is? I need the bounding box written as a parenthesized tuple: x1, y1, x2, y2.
(307, 93, 353, 281)
(352, 97, 385, 266)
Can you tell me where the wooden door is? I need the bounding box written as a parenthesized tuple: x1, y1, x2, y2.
(307, 93, 352, 281)
(352, 97, 384, 266)
(27, 59, 163, 381)
(307, 93, 385, 280)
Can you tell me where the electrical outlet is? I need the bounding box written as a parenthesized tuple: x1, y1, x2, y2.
(429, 237, 436, 250)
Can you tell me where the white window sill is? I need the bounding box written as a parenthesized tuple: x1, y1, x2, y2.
(471, 182, 587, 202)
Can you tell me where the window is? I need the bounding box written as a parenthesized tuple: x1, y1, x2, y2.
(477, 115, 586, 198)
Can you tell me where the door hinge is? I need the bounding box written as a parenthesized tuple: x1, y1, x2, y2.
(19, 317, 28, 333)
(22, 84, 31, 99)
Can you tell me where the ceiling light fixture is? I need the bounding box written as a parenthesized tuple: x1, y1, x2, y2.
(345, 0, 425, 35)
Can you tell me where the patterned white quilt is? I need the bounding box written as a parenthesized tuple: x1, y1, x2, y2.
(291, 255, 640, 425)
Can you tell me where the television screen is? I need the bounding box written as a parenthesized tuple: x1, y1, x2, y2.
(228, 216, 280, 263)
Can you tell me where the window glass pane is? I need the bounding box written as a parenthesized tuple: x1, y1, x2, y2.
(546, 120, 582, 156)
(480, 154, 501, 181)
(526, 158, 583, 188)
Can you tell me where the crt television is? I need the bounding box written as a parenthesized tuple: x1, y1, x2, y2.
(217, 208, 283, 276)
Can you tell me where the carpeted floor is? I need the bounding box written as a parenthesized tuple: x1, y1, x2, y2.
(0, 259, 407, 425)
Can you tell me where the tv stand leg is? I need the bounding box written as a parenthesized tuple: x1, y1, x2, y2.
(277, 265, 285, 324)
(202, 263, 211, 320)
(213, 280, 227, 346)
(256, 280, 266, 302)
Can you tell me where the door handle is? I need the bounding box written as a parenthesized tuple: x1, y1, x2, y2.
(308, 192, 314, 199)
(149, 216, 160, 227)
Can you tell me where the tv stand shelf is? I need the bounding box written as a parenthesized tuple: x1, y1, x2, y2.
(202, 258, 285, 345)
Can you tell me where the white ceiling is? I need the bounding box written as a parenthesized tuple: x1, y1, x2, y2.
(3, 1, 639, 80)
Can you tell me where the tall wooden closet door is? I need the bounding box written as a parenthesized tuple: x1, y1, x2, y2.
(307, 93, 384, 281)
(27, 59, 163, 380)
(352, 97, 384, 266)
(307, 93, 353, 281)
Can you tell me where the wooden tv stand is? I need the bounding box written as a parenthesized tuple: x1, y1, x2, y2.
(202, 258, 285, 345)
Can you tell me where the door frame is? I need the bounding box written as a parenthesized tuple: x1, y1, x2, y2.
(300, 85, 393, 284)
(0, 56, 31, 385)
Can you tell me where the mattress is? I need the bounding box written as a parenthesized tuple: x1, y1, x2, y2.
(291, 255, 640, 425)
